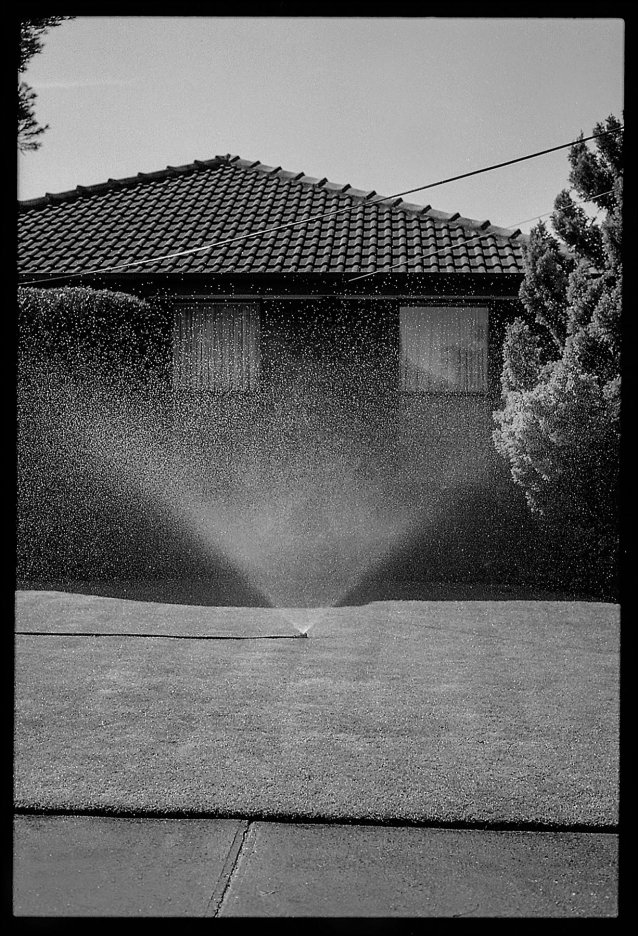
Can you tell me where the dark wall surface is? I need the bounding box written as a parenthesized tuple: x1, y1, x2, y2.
(18, 288, 610, 603)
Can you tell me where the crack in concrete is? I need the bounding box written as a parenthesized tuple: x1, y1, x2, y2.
(207, 820, 253, 917)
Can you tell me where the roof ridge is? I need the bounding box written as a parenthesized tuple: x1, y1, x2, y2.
(17, 152, 526, 242)
(17, 155, 232, 210)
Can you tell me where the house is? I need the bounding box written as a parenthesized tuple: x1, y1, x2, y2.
(18, 153, 526, 393)
(18, 154, 555, 601)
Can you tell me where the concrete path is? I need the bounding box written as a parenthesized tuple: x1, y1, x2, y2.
(13, 816, 618, 918)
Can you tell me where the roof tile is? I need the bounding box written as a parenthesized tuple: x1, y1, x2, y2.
(18, 155, 527, 277)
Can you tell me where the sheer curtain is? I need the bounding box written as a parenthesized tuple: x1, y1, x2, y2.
(173, 303, 260, 391)
(399, 306, 488, 392)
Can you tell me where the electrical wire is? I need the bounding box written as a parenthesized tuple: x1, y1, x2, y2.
(18, 126, 623, 287)
(347, 189, 616, 282)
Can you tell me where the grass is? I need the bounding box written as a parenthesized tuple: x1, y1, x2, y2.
(14, 590, 619, 827)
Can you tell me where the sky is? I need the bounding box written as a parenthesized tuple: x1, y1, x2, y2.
(17, 16, 625, 234)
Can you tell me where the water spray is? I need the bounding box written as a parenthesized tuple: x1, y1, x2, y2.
(19, 327, 475, 613)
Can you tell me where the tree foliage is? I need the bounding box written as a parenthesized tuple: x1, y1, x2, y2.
(493, 115, 623, 594)
(18, 17, 73, 152)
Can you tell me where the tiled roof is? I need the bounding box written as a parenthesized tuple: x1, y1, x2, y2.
(18, 155, 526, 277)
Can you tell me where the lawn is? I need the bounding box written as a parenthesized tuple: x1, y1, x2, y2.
(14, 590, 619, 827)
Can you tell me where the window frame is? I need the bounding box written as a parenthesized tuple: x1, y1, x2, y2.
(398, 304, 490, 396)
(172, 300, 261, 394)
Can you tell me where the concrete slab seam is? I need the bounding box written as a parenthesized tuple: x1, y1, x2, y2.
(207, 820, 252, 917)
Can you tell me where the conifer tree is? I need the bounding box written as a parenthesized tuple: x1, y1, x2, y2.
(493, 115, 623, 594)
(18, 17, 73, 152)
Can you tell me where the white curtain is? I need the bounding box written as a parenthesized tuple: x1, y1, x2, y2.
(399, 306, 488, 392)
(173, 304, 260, 391)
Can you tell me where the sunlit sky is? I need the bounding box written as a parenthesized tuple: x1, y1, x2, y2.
(18, 16, 624, 233)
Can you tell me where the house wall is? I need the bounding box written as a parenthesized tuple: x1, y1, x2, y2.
(18, 288, 580, 601)
(161, 295, 521, 525)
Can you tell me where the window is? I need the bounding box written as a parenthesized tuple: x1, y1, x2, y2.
(173, 303, 260, 391)
(399, 306, 488, 393)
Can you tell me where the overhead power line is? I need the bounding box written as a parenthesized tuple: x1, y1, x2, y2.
(347, 188, 616, 282)
(18, 125, 623, 287)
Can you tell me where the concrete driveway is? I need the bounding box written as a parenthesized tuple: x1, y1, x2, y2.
(13, 816, 618, 917)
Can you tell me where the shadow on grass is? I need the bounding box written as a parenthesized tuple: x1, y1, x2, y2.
(16, 577, 272, 607)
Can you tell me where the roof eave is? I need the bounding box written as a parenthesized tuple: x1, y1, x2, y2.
(18, 269, 525, 299)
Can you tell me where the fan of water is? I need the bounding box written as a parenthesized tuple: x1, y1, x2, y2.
(18, 354, 490, 623)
